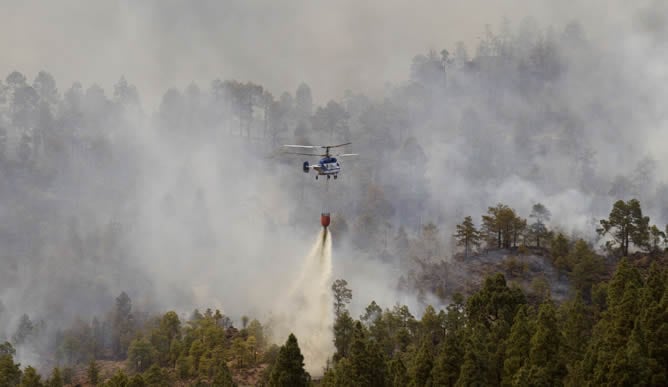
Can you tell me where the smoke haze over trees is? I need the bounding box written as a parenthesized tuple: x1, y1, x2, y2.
(1, 0, 668, 383)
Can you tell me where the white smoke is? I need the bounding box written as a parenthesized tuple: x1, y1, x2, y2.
(270, 228, 334, 376)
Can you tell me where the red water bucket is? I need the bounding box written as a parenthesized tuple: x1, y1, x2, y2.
(321, 212, 331, 228)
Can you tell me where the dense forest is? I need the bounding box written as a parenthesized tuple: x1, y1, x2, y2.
(1, 233, 666, 385)
(1, 6, 668, 387)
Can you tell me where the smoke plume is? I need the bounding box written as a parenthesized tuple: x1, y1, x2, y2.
(271, 229, 334, 376)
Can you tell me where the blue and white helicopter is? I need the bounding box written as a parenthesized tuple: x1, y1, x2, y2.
(283, 142, 358, 180)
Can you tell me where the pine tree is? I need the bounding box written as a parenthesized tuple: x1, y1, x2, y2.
(551, 233, 571, 274)
(0, 354, 21, 387)
(432, 343, 463, 386)
(580, 261, 644, 385)
(211, 360, 236, 387)
(143, 364, 169, 386)
(419, 305, 443, 346)
(608, 326, 652, 386)
(648, 225, 665, 252)
(569, 239, 606, 300)
(510, 216, 527, 248)
(46, 368, 62, 387)
(331, 358, 356, 386)
(319, 365, 336, 387)
(332, 279, 353, 318)
(333, 311, 355, 361)
(529, 203, 551, 247)
(20, 366, 42, 387)
(346, 322, 385, 387)
(525, 301, 564, 385)
(637, 264, 668, 384)
(106, 369, 129, 387)
(269, 334, 310, 387)
(462, 275, 524, 386)
(502, 305, 531, 385)
(559, 292, 592, 373)
(128, 337, 156, 372)
(597, 199, 649, 256)
(128, 374, 146, 387)
(87, 360, 100, 386)
(641, 262, 665, 305)
(482, 204, 508, 248)
(360, 301, 382, 327)
(366, 341, 387, 386)
(454, 216, 481, 257)
(466, 273, 526, 330)
(387, 357, 409, 387)
(367, 336, 387, 386)
(410, 341, 434, 387)
(247, 319, 265, 351)
(12, 314, 34, 346)
(481, 204, 522, 249)
(0, 342, 15, 357)
(607, 258, 643, 307)
(112, 292, 134, 359)
(176, 354, 192, 380)
(361, 302, 391, 354)
(455, 325, 492, 386)
(431, 297, 465, 386)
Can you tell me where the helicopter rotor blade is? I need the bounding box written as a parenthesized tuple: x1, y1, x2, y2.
(326, 142, 352, 149)
(283, 144, 321, 149)
(333, 153, 359, 157)
(283, 152, 327, 157)
(284, 142, 351, 150)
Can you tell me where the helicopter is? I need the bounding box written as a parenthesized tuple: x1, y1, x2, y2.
(283, 142, 358, 180)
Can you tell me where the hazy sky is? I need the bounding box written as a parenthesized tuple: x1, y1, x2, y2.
(0, 0, 641, 107)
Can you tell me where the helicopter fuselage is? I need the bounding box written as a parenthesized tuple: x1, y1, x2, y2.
(284, 142, 354, 180)
(303, 157, 340, 179)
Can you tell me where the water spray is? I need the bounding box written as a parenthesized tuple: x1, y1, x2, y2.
(273, 228, 334, 376)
